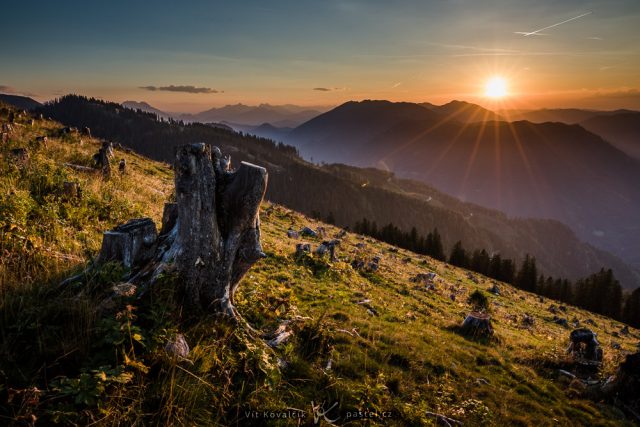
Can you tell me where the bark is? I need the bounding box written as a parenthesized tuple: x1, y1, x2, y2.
(462, 311, 494, 336)
(169, 143, 267, 317)
(97, 218, 158, 269)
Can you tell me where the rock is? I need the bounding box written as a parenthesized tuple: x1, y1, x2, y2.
(585, 318, 596, 326)
(403, 257, 412, 264)
(97, 218, 158, 268)
(462, 312, 493, 336)
(612, 342, 621, 350)
(467, 272, 479, 283)
(118, 158, 126, 174)
(287, 229, 299, 238)
(489, 284, 500, 295)
(449, 293, 456, 301)
(81, 126, 91, 136)
(165, 334, 190, 359)
(567, 328, 603, 365)
(335, 229, 347, 238)
(295, 243, 311, 256)
(351, 259, 365, 270)
(411, 272, 437, 284)
(112, 282, 137, 297)
(355, 242, 366, 249)
(548, 304, 558, 314)
(522, 314, 535, 327)
(300, 226, 317, 237)
(621, 326, 630, 335)
(559, 305, 567, 312)
(553, 316, 569, 327)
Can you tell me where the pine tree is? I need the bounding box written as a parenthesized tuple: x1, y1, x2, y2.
(449, 241, 469, 268)
(623, 287, 640, 328)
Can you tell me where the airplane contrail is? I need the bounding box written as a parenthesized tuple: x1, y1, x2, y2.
(515, 11, 592, 36)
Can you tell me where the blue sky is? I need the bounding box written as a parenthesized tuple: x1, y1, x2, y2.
(1, 0, 639, 111)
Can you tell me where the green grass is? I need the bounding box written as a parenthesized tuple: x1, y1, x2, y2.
(1, 105, 639, 425)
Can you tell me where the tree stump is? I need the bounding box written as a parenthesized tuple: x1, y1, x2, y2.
(97, 218, 158, 269)
(567, 328, 602, 365)
(462, 312, 494, 336)
(167, 143, 267, 317)
(601, 352, 640, 400)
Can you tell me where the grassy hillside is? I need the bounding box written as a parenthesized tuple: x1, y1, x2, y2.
(1, 108, 639, 425)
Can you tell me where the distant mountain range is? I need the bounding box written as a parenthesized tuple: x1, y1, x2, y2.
(122, 101, 174, 119)
(0, 93, 42, 110)
(284, 100, 640, 272)
(121, 100, 324, 128)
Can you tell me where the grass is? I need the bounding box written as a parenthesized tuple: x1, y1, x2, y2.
(1, 105, 639, 425)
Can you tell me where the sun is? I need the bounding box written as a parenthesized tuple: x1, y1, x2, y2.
(484, 76, 508, 98)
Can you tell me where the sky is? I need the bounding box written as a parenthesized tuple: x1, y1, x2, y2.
(1, 0, 639, 112)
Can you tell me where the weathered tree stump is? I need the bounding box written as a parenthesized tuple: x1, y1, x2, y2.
(462, 311, 494, 336)
(601, 352, 640, 400)
(167, 143, 267, 317)
(93, 142, 114, 178)
(567, 328, 603, 365)
(97, 218, 158, 269)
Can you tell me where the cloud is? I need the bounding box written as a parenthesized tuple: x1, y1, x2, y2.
(0, 85, 37, 97)
(312, 87, 347, 92)
(139, 85, 221, 94)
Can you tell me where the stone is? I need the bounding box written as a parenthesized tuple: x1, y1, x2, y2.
(165, 334, 190, 359)
(295, 243, 311, 256)
(287, 229, 299, 238)
(300, 226, 317, 237)
(522, 314, 535, 327)
(553, 316, 569, 327)
(489, 284, 500, 295)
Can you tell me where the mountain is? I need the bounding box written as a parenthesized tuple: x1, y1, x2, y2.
(229, 122, 293, 142)
(35, 95, 640, 289)
(1, 105, 639, 425)
(122, 100, 173, 119)
(580, 112, 640, 160)
(506, 108, 638, 124)
(180, 103, 323, 127)
(422, 100, 504, 122)
(287, 100, 640, 273)
(289, 100, 441, 163)
(0, 93, 42, 110)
